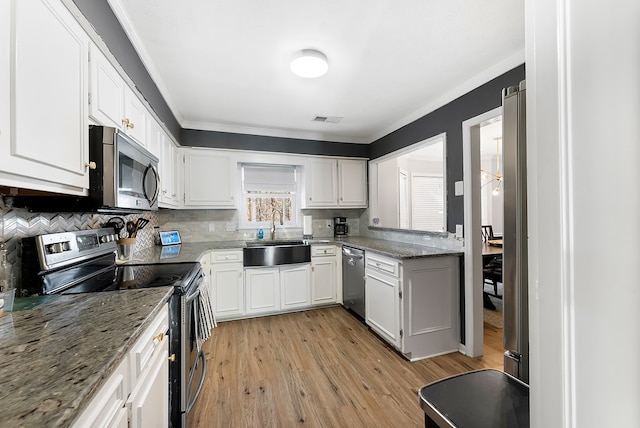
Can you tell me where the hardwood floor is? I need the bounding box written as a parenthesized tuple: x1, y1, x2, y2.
(191, 307, 504, 427)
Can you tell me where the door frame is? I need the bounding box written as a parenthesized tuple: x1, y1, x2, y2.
(461, 106, 502, 357)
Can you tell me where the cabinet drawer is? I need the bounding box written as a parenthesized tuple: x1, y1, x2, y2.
(311, 245, 336, 257)
(211, 250, 243, 263)
(129, 305, 169, 383)
(366, 253, 400, 277)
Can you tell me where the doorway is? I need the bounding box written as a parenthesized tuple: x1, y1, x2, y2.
(461, 106, 502, 357)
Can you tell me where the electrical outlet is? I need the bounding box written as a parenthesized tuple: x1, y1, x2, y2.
(456, 224, 463, 239)
(225, 222, 237, 232)
(208, 222, 215, 232)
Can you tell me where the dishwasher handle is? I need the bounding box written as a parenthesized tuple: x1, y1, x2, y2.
(342, 247, 364, 259)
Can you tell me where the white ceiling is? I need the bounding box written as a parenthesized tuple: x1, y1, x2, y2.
(107, 0, 524, 144)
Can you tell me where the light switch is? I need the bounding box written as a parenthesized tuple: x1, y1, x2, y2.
(456, 224, 463, 238)
(455, 181, 464, 196)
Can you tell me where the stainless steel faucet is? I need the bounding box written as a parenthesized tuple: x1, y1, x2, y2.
(271, 209, 283, 240)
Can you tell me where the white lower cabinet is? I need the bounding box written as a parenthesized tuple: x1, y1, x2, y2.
(365, 252, 460, 361)
(245, 263, 311, 316)
(71, 357, 129, 428)
(72, 305, 169, 428)
(126, 337, 169, 428)
(209, 250, 244, 320)
(280, 264, 311, 310)
(365, 261, 401, 348)
(311, 245, 338, 305)
(245, 267, 281, 314)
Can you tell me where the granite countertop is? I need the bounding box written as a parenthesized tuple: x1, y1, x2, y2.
(129, 237, 462, 264)
(336, 236, 463, 259)
(0, 287, 173, 427)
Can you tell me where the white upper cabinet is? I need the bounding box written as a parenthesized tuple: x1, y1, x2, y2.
(88, 42, 148, 148)
(159, 134, 180, 207)
(305, 158, 367, 208)
(0, 0, 90, 194)
(338, 159, 368, 207)
(183, 148, 236, 208)
(0, 2, 9, 172)
(306, 158, 338, 207)
(89, 44, 125, 130)
(122, 86, 148, 147)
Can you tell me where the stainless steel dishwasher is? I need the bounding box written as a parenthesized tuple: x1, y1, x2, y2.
(342, 246, 365, 319)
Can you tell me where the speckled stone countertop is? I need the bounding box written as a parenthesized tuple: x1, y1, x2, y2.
(129, 237, 462, 264)
(335, 236, 463, 259)
(0, 288, 173, 427)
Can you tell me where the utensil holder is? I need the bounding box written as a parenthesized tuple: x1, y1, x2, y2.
(116, 238, 136, 262)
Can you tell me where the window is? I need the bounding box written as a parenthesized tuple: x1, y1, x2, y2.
(240, 164, 298, 229)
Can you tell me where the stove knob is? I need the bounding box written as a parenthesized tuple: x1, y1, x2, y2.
(100, 235, 108, 243)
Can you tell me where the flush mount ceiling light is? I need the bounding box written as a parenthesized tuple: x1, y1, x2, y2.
(290, 49, 328, 78)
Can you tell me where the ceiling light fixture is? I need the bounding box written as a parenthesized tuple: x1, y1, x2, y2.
(481, 137, 503, 196)
(290, 49, 328, 78)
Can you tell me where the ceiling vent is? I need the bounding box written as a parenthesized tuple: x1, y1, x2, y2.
(312, 115, 343, 123)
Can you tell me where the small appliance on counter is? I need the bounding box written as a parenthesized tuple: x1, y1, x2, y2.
(334, 217, 349, 237)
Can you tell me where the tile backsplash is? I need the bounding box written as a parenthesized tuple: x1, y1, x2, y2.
(156, 208, 365, 242)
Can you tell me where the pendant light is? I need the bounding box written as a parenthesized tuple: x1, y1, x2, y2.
(481, 137, 503, 196)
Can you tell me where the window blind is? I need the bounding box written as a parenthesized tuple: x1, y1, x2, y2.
(411, 174, 444, 231)
(242, 164, 297, 192)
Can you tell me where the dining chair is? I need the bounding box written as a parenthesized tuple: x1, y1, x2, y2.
(481, 225, 494, 242)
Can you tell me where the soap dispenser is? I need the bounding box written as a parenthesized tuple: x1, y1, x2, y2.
(257, 228, 264, 240)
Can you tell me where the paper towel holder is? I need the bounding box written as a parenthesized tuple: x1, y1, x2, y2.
(303, 215, 313, 239)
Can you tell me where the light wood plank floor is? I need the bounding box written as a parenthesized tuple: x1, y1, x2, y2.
(192, 307, 504, 427)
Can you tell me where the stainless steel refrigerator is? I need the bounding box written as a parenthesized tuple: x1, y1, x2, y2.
(502, 80, 529, 384)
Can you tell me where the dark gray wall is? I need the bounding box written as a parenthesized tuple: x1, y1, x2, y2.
(72, 0, 181, 140)
(370, 64, 526, 232)
(182, 129, 370, 158)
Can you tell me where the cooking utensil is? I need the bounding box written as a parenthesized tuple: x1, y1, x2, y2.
(104, 217, 126, 239)
(136, 218, 150, 232)
(126, 221, 137, 238)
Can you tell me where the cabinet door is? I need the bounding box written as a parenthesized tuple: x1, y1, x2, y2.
(306, 158, 338, 207)
(89, 44, 125, 129)
(3, 0, 90, 194)
(311, 257, 337, 305)
(245, 268, 280, 314)
(159, 136, 180, 207)
(280, 264, 311, 310)
(211, 262, 244, 319)
(365, 269, 400, 348)
(123, 86, 148, 147)
(184, 149, 236, 208)
(126, 338, 169, 428)
(71, 357, 129, 428)
(0, 2, 9, 165)
(338, 159, 367, 207)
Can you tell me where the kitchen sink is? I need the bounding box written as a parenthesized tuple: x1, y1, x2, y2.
(243, 240, 311, 267)
(245, 239, 305, 247)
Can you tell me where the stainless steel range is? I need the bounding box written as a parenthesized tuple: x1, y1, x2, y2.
(20, 228, 208, 428)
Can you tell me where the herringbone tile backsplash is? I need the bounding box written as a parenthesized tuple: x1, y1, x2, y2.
(1, 207, 157, 291)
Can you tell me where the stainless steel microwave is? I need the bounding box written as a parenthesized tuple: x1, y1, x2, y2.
(89, 126, 159, 211)
(7, 126, 159, 213)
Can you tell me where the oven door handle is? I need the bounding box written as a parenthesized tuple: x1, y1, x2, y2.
(185, 279, 202, 304)
(186, 350, 207, 414)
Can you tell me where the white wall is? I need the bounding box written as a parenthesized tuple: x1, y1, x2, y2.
(526, 0, 640, 426)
